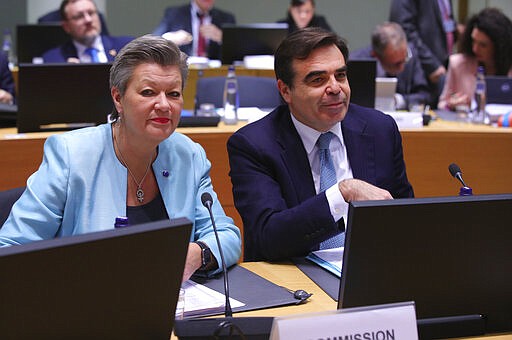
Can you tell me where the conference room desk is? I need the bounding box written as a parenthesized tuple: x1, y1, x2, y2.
(170, 261, 511, 340)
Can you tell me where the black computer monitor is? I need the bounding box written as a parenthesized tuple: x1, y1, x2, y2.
(347, 58, 376, 108)
(221, 23, 288, 65)
(16, 24, 70, 63)
(338, 194, 512, 339)
(17, 63, 113, 132)
(0, 218, 192, 339)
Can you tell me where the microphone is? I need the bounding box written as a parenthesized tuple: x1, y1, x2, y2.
(173, 193, 275, 339)
(448, 163, 472, 196)
(200, 192, 232, 317)
(448, 163, 467, 187)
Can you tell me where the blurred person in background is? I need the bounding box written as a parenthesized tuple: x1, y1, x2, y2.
(42, 0, 132, 63)
(278, 0, 332, 34)
(351, 22, 430, 110)
(438, 7, 512, 111)
(152, 0, 235, 59)
(0, 52, 15, 105)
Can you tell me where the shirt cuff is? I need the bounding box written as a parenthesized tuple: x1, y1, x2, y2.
(325, 183, 348, 222)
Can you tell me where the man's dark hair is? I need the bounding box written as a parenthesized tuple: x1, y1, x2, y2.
(290, 0, 315, 7)
(59, 0, 96, 20)
(274, 27, 349, 88)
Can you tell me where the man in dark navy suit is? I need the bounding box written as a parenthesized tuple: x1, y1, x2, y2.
(152, 0, 235, 59)
(227, 28, 414, 262)
(42, 0, 132, 63)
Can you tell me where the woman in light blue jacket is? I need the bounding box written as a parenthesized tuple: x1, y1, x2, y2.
(0, 35, 241, 280)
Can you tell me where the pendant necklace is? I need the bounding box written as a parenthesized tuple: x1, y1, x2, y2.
(114, 131, 154, 203)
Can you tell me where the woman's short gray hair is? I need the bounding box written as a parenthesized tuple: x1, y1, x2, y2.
(109, 34, 189, 120)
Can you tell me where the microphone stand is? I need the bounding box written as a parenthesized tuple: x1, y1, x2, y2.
(173, 193, 274, 339)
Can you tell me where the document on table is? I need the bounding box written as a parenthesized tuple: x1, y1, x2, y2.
(305, 247, 344, 278)
(182, 280, 245, 318)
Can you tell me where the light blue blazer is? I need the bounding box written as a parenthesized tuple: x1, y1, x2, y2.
(0, 124, 241, 273)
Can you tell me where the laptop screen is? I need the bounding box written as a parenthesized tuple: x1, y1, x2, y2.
(485, 76, 512, 104)
(17, 63, 113, 133)
(338, 194, 512, 336)
(0, 218, 191, 339)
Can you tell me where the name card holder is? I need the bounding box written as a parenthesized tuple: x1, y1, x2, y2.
(270, 301, 418, 340)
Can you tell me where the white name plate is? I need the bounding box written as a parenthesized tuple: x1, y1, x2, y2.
(270, 301, 418, 340)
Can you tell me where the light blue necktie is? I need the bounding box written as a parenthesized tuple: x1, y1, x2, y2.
(85, 47, 99, 62)
(317, 132, 345, 249)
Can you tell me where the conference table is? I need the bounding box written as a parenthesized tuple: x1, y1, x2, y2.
(1, 117, 511, 235)
(169, 261, 512, 340)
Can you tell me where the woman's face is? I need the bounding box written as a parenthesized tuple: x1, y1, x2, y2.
(111, 63, 183, 146)
(471, 27, 495, 66)
(290, 1, 315, 29)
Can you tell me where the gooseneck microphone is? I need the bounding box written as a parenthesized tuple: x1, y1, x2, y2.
(201, 192, 232, 317)
(448, 163, 472, 196)
(448, 163, 467, 187)
(174, 193, 274, 338)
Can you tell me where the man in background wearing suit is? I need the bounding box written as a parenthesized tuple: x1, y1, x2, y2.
(0, 52, 15, 105)
(227, 28, 414, 262)
(42, 0, 132, 63)
(38, 7, 110, 36)
(152, 0, 235, 59)
(390, 0, 457, 107)
(351, 22, 431, 110)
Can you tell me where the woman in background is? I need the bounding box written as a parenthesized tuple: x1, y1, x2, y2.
(438, 7, 512, 111)
(277, 0, 332, 34)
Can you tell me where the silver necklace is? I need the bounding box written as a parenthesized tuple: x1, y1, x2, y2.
(114, 131, 154, 203)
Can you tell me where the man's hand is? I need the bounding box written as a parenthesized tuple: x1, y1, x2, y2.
(200, 24, 222, 43)
(338, 178, 393, 202)
(162, 30, 193, 46)
(182, 242, 202, 282)
(0, 89, 13, 105)
(428, 66, 446, 83)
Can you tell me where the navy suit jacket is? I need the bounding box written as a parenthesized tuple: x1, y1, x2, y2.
(351, 44, 431, 108)
(152, 4, 235, 59)
(227, 104, 414, 261)
(42, 35, 133, 63)
(0, 53, 15, 100)
(390, 0, 455, 75)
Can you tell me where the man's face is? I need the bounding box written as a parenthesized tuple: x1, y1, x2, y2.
(194, 0, 215, 13)
(278, 44, 351, 132)
(62, 0, 101, 45)
(376, 42, 409, 76)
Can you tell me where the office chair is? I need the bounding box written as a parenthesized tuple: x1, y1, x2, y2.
(195, 76, 283, 110)
(0, 186, 25, 227)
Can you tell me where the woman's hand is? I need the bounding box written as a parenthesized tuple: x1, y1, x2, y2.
(182, 242, 202, 282)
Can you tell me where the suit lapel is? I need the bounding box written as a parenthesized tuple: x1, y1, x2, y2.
(274, 108, 317, 202)
(342, 105, 376, 184)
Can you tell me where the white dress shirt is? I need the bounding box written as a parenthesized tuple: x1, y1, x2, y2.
(190, 1, 212, 56)
(73, 35, 108, 63)
(291, 114, 354, 223)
